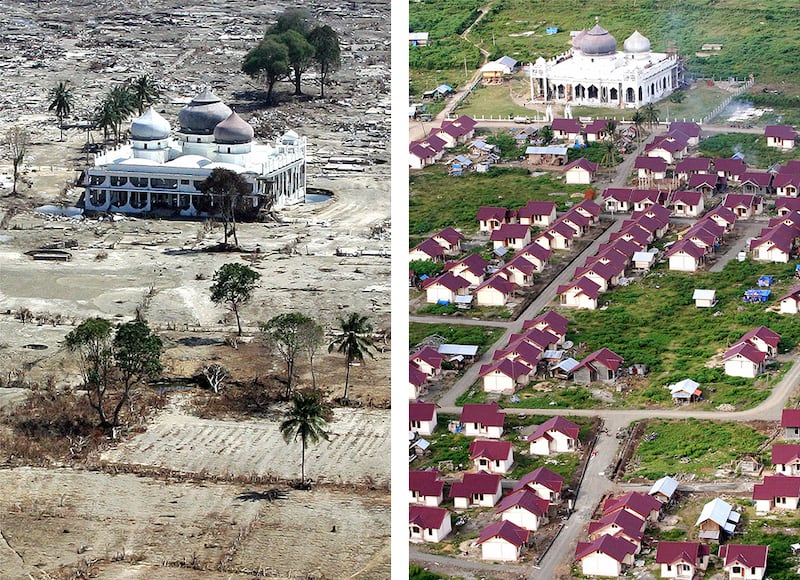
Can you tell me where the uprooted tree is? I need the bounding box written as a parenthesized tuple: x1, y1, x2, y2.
(64, 318, 163, 432)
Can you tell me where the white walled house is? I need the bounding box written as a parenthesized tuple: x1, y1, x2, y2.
(528, 416, 580, 455)
(772, 444, 800, 476)
(409, 505, 451, 543)
(460, 403, 505, 438)
(718, 544, 768, 580)
(450, 471, 503, 509)
(575, 535, 637, 578)
(496, 489, 550, 532)
(476, 520, 530, 562)
(409, 470, 444, 507)
(656, 541, 710, 579)
(469, 439, 514, 474)
(409, 402, 437, 437)
(752, 475, 800, 514)
(478, 358, 532, 394)
(723, 343, 766, 378)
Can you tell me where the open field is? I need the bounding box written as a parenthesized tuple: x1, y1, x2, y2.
(409, 322, 506, 354)
(0, 467, 390, 578)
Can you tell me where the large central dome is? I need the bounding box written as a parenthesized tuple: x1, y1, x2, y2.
(178, 89, 233, 135)
(580, 24, 617, 56)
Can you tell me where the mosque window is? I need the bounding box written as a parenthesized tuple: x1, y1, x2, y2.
(130, 177, 148, 188)
(110, 176, 128, 187)
(89, 174, 105, 186)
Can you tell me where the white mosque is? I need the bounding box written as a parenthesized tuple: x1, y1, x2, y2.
(83, 88, 306, 217)
(528, 20, 683, 109)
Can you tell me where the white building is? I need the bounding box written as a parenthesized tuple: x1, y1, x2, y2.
(528, 21, 682, 109)
(84, 89, 306, 217)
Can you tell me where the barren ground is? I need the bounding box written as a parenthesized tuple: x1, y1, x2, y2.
(0, 0, 391, 577)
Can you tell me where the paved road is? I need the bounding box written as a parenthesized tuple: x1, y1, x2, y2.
(709, 219, 762, 272)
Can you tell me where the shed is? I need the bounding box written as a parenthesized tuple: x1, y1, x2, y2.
(758, 275, 774, 287)
(744, 289, 770, 303)
(693, 289, 717, 308)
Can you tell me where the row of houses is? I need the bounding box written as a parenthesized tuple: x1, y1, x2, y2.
(409, 115, 478, 169)
(409, 226, 464, 262)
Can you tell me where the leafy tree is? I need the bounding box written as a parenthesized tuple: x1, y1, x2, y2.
(599, 139, 618, 167)
(196, 167, 253, 248)
(669, 90, 686, 104)
(242, 37, 291, 105)
(409, 259, 443, 279)
(630, 109, 646, 145)
(112, 320, 163, 426)
(262, 313, 323, 397)
(92, 98, 117, 143)
(303, 321, 324, 390)
(4, 126, 30, 196)
(605, 119, 618, 142)
(48, 81, 74, 142)
(279, 389, 330, 485)
(210, 263, 261, 336)
(271, 7, 312, 36)
(129, 74, 161, 115)
(279, 29, 316, 96)
(308, 25, 341, 97)
(94, 84, 137, 145)
(327, 312, 375, 400)
(539, 125, 553, 145)
(641, 103, 660, 130)
(485, 131, 524, 160)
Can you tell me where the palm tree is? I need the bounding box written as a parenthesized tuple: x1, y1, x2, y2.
(630, 109, 645, 145)
(92, 99, 117, 144)
(48, 81, 74, 142)
(327, 312, 375, 400)
(605, 119, 618, 142)
(129, 75, 161, 115)
(279, 390, 330, 485)
(641, 103, 660, 130)
(600, 139, 618, 167)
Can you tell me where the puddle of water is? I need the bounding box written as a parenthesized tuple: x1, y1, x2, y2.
(305, 193, 332, 203)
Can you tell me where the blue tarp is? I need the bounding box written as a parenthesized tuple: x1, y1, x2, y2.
(758, 275, 774, 287)
(744, 289, 770, 302)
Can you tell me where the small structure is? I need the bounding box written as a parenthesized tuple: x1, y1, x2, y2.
(410, 346, 445, 378)
(496, 488, 550, 532)
(409, 238, 445, 262)
(632, 250, 655, 271)
(449, 471, 503, 509)
(528, 416, 580, 455)
(693, 289, 717, 308)
(765, 124, 797, 150)
(469, 439, 514, 474)
(490, 223, 532, 250)
(670, 190, 705, 217)
(655, 541, 710, 579)
(477, 206, 515, 232)
(587, 509, 645, 548)
(743, 288, 771, 303)
(476, 520, 530, 562)
(739, 326, 780, 357)
(649, 476, 679, 504)
(422, 272, 471, 304)
(409, 32, 430, 46)
(517, 201, 557, 227)
(460, 403, 505, 438)
(752, 475, 800, 514)
(478, 358, 533, 395)
(564, 157, 599, 184)
(475, 275, 516, 307)
(409, 402, 437, 437)
(772, 444, 800, 476)
(409, 470, 444, 506)
(409, 505, 451, 543)
(722, 342, 766, 378)
(665, 239, 706, 272)
(575, 535, 637, 578)
(781, 408, 800, 439)
(718, 544, 769, 580)
(572, 348, 624, 384)
(513, 466, 563, 504)
(557, 276, 601, 310)
(602, 491, 662, 523)
(525, 145, 569, 165)
(668, 378, 702, 404)
(695, 497, 740, 543)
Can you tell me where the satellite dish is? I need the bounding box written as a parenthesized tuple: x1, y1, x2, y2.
(563, 340, 574, 349)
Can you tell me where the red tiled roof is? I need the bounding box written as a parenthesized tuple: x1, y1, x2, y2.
(723, 342, 767, 364)
(781, 408, 800, 427)
(665, 239, 705, 259)
(409, 402, 436, 422)
(705, 206, 737, 225)
(718, 544, 769, 569)
(564, 157, 598, 173)
(433, 227, 465, 245)
(669, 122, 701, 138)
(561, 209, 591, 228)
(522, 310, 569, 336)
(449, 471, 502, 498)
(634, 156, 667, 171)
(715, 158, 747, 174)
(493, 340, 543, 367)
(495, 488, 549, 516)
(772, 444, 800, 465)
(476, 519, 530, 547)
(556, 276, 601, 299)
(514, 466, 563, 493)
(517, 200, 556, 219)
(740, 326, 781, 348)
(775, 197, 800, 213)
(603, 187, 635, 202)
(460, 402, 505, 427)
(574, 259, 623, 282)
(420, 271, 471, 292)
(528, 416, 580, 442)
(676, 157, 712, 173)
(773, 173, 800, 189)
(411, 237, 445, 259)
(602, 491, 662, 519)
(409, 504, 448, 529)
(588, 508, 646, 542)
(655, 541, 709, 565)
(575, 534, 637, 563)
(445, 253, 488, 277)
(475, 275, 516, 295)
(476, 206, 511, 222)
(632, 202, 670, 223)
(478, 357, 533, 380)
(410, 346, 445, 368)
(578, 347, 624, 372)
(409, 470, 444, 497)
(409, 364, 428, 387)
(409, 142, 438, 160)
(551, 118, 583, 133)
(469, 439, 512, 461)
(519, 242, 552, 263)
(740, 172, 772, 187)
(688, 173, 718, 189)
(584, 119, 610, 134)
(547, 220, 577, 240)
(752, 475, 800, 500)
(670, 190, 703, 206)
(490, 223, 530, 241)
(503, 255, 537, 275)
(765, 125, 797, 140)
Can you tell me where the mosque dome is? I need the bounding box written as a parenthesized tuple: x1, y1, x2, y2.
(214, 111, 254, 144)
(624, 30, 651, 53)
(178, 88, 233, 135)
(580, 23, 617, 56)
(571, 29, 587, 50)
(130, 107, 171, 140)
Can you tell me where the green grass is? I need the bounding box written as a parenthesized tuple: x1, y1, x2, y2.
(626, 418, 769, 481)
(409, 165, 586, 235)
(699, 132, 800, 168)
(737, 529, 799, 580)
(454, 82, 538, 119)
(409, 323, 506, 353)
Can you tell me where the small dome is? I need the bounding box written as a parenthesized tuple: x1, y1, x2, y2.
(580, 23, 617, 56)
(214, 112, 254, 144)
(571, 29, 587, 49)
(130, 107, 171, 141)
(624, 30, 650, 53)
(178, 88, 233, 135)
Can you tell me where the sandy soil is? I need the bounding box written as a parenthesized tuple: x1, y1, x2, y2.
(0, 467, 390, 579)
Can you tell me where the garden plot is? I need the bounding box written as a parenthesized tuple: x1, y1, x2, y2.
(101, 405, 390, 485)
(0, 467, 389, 578)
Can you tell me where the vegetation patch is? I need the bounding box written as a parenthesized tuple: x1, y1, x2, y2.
(624, 418, 769, 481)
(409, 322, 506, 353)
(699, 132, 800, 168)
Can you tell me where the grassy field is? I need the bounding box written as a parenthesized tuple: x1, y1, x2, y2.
(409, 165, 586, 235)
(698, 132, 800, 168)
(625, 418, 770, 481)
(455, 82, 538, 119)
(409, 322, 506, 353)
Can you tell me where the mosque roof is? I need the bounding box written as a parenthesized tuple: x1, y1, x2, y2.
(579, 23, 617, 56)
(214, 112, 254, 145)
(178, 88, 233, 135)
(130, 107, 171, 141)
(624, 30, 650, 53)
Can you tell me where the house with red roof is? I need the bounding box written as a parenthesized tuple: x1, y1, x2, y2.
(422, 271, 471, 304)
(476, 520, 530, 562)
(409, 237, 446, 262)
(779, 286, 800, 315)
(409, 364, 428, 400)
(564, 157, 599, 184)
(496, 488, 550, 532)
(669, 122, 702, 145)
(517, 200, 557, 227)
(603, 491, 662, 522)
(781, 408, 800, 439)
(409, 505, 451, 543)
(450, 471, 503, 509)
(574, 259, 624, 292)
(559, 209, 592, 237)
(766, 124, 797, 150)
(635, 156, 668, 182)
(513, 466, 564, 504)
(551, 118, 583, 141)
(573, 348, 624, 384)
(431, 227, 465, 255)
(773, 172, 800, 198)
(476, 206, 515, 232)
(409, 470, 444, 507)
(772, 444, 800, 476)
(528, 416, 580, 455)
(688, 172, 720, 195)
(752, 475, 800, 514)
(490, 223, 531, 250)
(584, 119, 611, 142)
(670, 190, 704, 217)
(718, 544, 769, 580)
(574, 199, 602, 224)
(750, 227, 794, 263)
(444, 253, 487, 287)
(494, 338, 544, 369)
(469, 439, 514, 474)
(676, 157, 712, 182)
(516, 242, 551, 272)
(739, 326, 781, 358)
(723, 192, 764, 219)
(557, 276, 601, 310)
(776, 197, 800, 217)
(655, 541, 710, 579)
(475, 275, 516, 307)
(575, 534, 637, 578)
(409, 402, 437, 437)
(410, 346, 445, 378)
(522, 310, 569, 344)
(478, 357, 533, 395)
(740, 172, 773, 196)
(665, 239, 706, 272)
(603, 188, 637, 212)
(409, 139, 443, 169)
(460, 403, 505, 438)
(587, 509, 645, 549)
(498, 255, 537, 287)
(715, 158, 747, 182)
(645, 133, 688, 164)
(546, 220, 576, 250)
(434, 115, 477, 147)
(705, 206, 737, 232)
(723, 342, 766, 378)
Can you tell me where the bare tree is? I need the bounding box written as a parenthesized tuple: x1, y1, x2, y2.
(4, 126, 30, 196)
(202, 364, 229, 394)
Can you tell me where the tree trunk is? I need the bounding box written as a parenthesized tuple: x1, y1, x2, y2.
(294, 69, 302, 96)
(309, 353, 316, 389)
(285, 359, 294, 398)
(232, 302, 242, 336)
(342, 359, 351, 400)
(59, 116, 64, 142)
(300, 437, 306, 483)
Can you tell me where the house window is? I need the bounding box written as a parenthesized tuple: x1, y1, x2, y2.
(411, 420, 420, 429)
(732, 566, 741, 574)
(666, 565, 671, 571)
(495, 460, 501, 467)
(750, 568, 757, 575)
